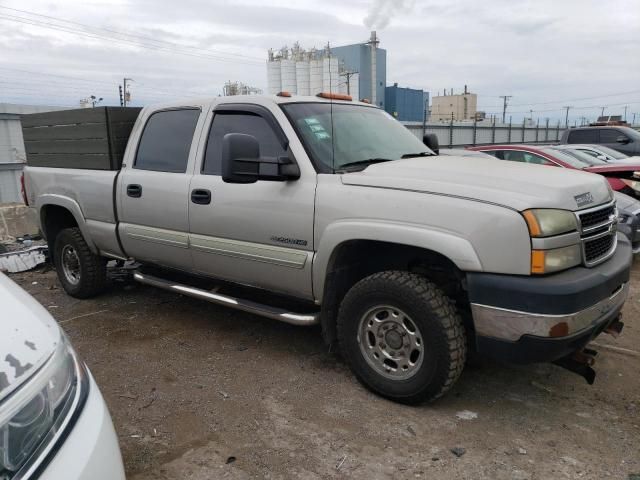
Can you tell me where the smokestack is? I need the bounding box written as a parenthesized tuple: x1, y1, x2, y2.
(368, 31, 379, 105)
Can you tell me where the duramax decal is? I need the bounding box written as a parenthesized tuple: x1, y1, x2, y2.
(574, 192, 594, 208)
(270, 236, 308, 247)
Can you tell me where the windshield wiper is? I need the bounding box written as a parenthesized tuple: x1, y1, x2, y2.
(401, 151, 434, 159)
(336, 158, 393, 172)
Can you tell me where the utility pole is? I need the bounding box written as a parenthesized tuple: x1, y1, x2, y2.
(118, 85, 124, 107)
(563, 106, 572, 127)
(339, 71, 358, 96)
(623, 105, 628, 122)
(123, 78, 133, 107)
(600, 106, 606, 118)
(499, 95, 512, 124)
(633, 112, 637, 125)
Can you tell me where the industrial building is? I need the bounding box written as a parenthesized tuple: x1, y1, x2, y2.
(0, 103, 69, 203)
(385, 84, 429, 122)
(223, 81, 262, 96)
(431, 87, 478, 122)
(266, 31, 386, 108)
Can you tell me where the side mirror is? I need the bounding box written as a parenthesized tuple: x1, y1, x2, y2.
(616, 136, 630, 144)
(221, 133, 300, 184)
(423, 133, 439, 155)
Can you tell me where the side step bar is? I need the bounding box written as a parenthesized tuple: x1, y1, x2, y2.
(133, 271, 320, 326)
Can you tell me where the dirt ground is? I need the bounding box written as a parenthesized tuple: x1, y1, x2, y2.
(9, 263, 640, 480)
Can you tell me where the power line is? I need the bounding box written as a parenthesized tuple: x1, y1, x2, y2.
(0, 13, 264, 67)
(0, 5, 263, 62)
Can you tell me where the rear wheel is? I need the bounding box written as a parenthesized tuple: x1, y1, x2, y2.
(337, 271, 466, 404)
(54, 227, 107, 298)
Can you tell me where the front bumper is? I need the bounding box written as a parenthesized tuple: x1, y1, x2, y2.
(467, 234, 632, 364)
(40, 372, 125, 480)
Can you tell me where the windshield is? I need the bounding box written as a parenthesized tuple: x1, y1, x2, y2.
(544, 148, 602, 168)
(582, 145, 628, 160)
(281, 102, 434, 172)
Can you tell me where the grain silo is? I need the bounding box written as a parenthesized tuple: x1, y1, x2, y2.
(280, 59, 297, 94)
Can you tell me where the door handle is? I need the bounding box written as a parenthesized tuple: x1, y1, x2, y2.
(127, 184, 142, 198)
(191, 189, 211, 205)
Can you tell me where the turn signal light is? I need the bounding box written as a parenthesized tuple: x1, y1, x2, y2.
(316, 92, 352, 101)
(276, 91, 292, 97)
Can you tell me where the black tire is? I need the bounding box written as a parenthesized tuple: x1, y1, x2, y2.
(54, 227, 107, 298)
(337, 271, 466, 404)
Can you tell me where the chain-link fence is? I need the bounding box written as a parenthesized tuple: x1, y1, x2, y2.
(404, 119, 567, 148)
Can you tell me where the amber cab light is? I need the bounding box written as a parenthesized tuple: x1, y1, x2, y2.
(316, 92, 352, 101)
(276, 91, 292, 97)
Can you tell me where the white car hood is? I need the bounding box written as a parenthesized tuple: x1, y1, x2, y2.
(0, 273, 60, 401)
(341, 156, 612, 211)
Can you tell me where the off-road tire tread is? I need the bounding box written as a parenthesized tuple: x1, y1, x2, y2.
(337, 271, 466, 404)
(54, 227, 107, 298)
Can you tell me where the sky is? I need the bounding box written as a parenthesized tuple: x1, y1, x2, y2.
(1, 0, 639, 124)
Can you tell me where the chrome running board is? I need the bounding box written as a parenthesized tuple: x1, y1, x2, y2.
(133, 271, 319, 326)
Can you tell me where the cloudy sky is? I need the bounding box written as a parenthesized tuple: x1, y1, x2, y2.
(1, 0, 639, 123)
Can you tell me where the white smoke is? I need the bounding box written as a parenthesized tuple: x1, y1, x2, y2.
(364, 0, 416, 29)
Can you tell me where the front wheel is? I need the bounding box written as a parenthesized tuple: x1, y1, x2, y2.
(337, 271, 466, 404)
(54, 227, 107, 298)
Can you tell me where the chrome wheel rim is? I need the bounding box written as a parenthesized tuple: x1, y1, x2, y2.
(357, 306, 424, 380)
(61, 245, 81, 285)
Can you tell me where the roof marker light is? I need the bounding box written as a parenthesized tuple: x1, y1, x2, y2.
(317, 92, 352, 101)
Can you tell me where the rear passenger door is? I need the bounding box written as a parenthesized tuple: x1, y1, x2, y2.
(118, 107, 204, 270)
(188, 103, 316, 300)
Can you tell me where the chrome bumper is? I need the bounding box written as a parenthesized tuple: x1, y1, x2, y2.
(470, 282, 628, 341)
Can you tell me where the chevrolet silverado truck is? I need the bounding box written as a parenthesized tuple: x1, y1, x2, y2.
(21, 94, 631, 403)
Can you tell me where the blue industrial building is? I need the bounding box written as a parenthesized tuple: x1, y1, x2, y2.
(385, 84, 430, 122)
(331, 33, 387, 109)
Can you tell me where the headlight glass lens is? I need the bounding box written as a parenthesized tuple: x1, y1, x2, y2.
(531, 244, 582, 274)
(0, 336, 79, 475)
(523, 209, 578, 237)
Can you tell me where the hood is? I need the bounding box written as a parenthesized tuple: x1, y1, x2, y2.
(341, 156, 612, 212)
(614, 191, 640, 212)
(0, 273, 60, 401)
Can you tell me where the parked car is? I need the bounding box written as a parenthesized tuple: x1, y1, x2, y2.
(468, 144, 640, 198)
(554, 144, 640, 164)
(0, 272, 126, 480)
(560, 126, 640, 156)
(21, 95, 631, 403)
(614, 191, 640, 253)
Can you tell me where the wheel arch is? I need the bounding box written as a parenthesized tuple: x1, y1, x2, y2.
(38, 195, 97, 258)
(316, 232, 475, 345)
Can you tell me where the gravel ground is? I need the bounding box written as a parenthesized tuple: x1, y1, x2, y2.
(9, 263, 640, 480)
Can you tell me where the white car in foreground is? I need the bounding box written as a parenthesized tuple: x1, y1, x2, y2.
(0, 273, 125, 479)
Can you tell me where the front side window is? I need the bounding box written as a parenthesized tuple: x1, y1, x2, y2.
(135, 109, 200, 173)
(281, 103, 433, 172)
(567, 129, 598, 144)
(202, 112, 286, 175)
(599, 129, 627, 144)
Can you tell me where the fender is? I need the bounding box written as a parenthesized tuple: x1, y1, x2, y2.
(312, 220, 483, 301)
(36, 194, 98, 253)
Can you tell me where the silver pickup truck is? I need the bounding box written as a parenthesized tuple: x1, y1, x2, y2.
(22, 94, 631, 403)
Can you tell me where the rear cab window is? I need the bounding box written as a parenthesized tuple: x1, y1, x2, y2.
(567, 129, 598, 144)
(134, 109, 200, 173)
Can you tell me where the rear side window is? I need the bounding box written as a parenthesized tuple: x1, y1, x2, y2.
(135, 109, 200, 173)
(202, 112, 286, 175)
(599, 129, 627, 143)
(567, 129, 598, 143)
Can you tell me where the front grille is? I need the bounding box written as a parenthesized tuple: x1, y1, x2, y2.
(584, 234, 615, 263)
(576, 201, 617, 266)
(579, 204, 615, 230)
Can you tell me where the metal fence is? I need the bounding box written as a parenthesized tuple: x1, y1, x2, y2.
(404, 119, 568, 148)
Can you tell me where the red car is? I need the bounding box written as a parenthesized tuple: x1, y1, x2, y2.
(467, 144, 640, 197)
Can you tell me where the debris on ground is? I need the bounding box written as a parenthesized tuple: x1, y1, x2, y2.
(450, 447, 466, 458)
(456, 410, 478, 420)
(0, 245, 48, 273)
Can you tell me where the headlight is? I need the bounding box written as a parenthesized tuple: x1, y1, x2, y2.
(531, 244, 582, 274)
(0, 335, 84, 477)
(522, 209, 578, 237)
